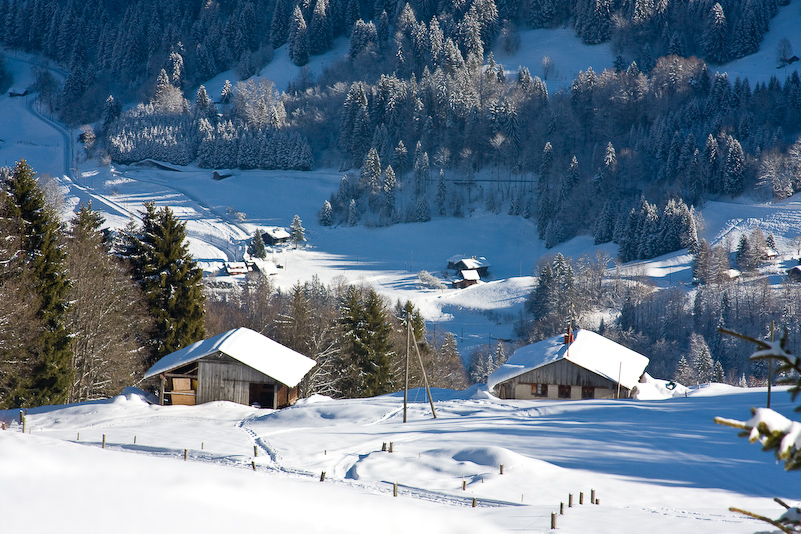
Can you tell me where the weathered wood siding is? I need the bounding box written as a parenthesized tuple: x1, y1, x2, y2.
(498, 359, 629, 400)
(197, 353, 278, 405)
(513, 359, 617, 388)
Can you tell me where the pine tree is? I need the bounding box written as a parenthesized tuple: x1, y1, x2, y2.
(339, 287, 394, 397)
(318, 200, 334, 226)
(2, 160, 73, 407)
(291, 214, 306, 248)
(252, 228, 266, 258)
(723, 136, 745, 196)
(309, 0, 333, 55)
(289, 6, 310, 67)
(347, 198, 359, 226)
(129, 202, 205, 364)
(674, 355, 695, 385)
(702, 3, 728, 64)
(271, 0, 292, 48)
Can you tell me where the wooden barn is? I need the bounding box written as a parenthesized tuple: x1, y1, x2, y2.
(488, 329, 649, 400)
(144, 328, 315, 408)
(452, 269, 480, 289)
(447, 255, 491, 278)
(262, 227, 291, 246)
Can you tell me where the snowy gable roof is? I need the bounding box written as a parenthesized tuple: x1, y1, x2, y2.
(448, 255, 490, 269)
(461, 269, 481, 281)
(487, 329, 649, 392)
(265, 227, 290, 240)
(144, 328, 315, 387)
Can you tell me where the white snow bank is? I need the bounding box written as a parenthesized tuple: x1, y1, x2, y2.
(631, 374, 689, 400)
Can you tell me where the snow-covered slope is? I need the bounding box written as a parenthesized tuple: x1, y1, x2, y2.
(1, 386, 797, 533)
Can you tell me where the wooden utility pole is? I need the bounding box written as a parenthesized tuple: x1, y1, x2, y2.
(768, 321, 774, 409)
(404, 320, 410, 423)
(410, 328, 437, 419)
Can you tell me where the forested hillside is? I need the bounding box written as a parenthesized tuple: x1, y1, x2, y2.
(1, 0, 800, 254)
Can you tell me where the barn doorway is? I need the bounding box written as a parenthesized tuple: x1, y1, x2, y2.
(249, 383, 275, 408)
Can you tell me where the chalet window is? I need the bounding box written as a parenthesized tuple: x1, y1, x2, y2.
(530, 383, 549, 397)
(558, 385, 571, 399)
(581, 386, 595, 399)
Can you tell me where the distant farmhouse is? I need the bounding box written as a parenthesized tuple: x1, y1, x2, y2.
(788, 265, 801, 282)
(488, 329, 649, 400)
(262, 227, 290, 246)
(447, 255, 490, 289)
(144, 328, 315, 409)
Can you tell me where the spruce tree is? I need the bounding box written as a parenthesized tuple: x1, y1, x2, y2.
(2, 160, 73, 407)
(252, 228, 266, 258)
(290, 214, 306, 248)
(289, 6, 310, 67)
(130, 202, 205, 364)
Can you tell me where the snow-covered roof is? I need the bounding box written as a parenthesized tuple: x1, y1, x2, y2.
(461, 269, 481, 281)
(264, 227, 290, 239)
(448, 255, 490, 269)
(144, 328, 315, 387)
(487, 329, 649, 392)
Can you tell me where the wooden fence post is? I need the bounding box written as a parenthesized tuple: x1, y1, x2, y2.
(472, 497, 477, 508)
(389, 442, 394, 453)
(551, 513, 557, 530)
(560, 502, 564, 515)
(393, 483, 398, 497)
(254, 445, 258, 457)
(500, 464, 504, 475)
(184, 449, 188, 461)
(591, 489, 595, 504)
(568, 493, 573, 507)
(252, 461, 257, 471)
(320, 471, 326, 482)
(102, 434, 106, 449)
(382, 442, 387, 451)
(579, 492, 584, 505)
(22, 416, 26, 434)
(462, 479, 466, 491)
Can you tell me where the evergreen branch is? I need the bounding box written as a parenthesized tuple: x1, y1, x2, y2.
(712, 416, 749, 430)
(729, 507, 795, 534)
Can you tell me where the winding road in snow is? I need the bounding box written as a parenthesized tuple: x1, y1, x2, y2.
(7, 55, 245, 262)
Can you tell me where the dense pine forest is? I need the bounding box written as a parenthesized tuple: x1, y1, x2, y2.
(1, 0, 800, 250)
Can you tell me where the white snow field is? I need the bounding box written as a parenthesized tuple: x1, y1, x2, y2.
(0, 385, 797, 533)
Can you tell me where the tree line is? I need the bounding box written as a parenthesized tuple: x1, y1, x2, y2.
(0, 160, 205, 408)
(206, 274, 469, 398)
(2, 0, 800, 263)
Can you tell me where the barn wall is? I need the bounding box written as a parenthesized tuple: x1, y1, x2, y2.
(500, 360, 628, 400)
(197, 355, 278, 405)
(513, 360, 618, 389)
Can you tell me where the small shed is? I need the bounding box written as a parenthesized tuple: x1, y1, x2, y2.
(144, 328, 315, 408)
(788, 265, 801, 282)
(488, 329, 649, 400)
(263, 227, 290, 246)
(447, 255, 490, 278)
(452, 269, 480, 289)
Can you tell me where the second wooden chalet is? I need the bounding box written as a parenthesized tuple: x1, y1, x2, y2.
(488, 329, 649, 400)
